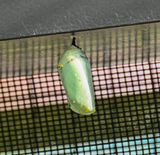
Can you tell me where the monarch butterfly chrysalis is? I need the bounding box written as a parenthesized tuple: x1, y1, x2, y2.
(58, 37, 96, 115)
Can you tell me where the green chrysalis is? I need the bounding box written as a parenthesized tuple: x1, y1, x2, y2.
(58, 37, 96, 115)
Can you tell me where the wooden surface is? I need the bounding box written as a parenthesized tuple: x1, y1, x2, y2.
(0, 0, 160, 40)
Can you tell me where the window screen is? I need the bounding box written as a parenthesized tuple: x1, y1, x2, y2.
(0, 22, 160, 155)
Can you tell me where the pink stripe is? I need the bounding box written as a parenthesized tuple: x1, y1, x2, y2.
(0, 61, 160, 111)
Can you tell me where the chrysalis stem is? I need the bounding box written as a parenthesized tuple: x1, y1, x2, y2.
(72, 37, 76, 46)
(71, 36, 80, 49)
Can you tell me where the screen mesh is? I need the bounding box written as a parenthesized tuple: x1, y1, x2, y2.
(0, 22, 160, 155)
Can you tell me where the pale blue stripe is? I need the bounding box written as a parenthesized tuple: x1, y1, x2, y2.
(2, 133, 160, 155)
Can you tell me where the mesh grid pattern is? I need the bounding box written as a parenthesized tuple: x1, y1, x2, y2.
(0, 22, 160, 154)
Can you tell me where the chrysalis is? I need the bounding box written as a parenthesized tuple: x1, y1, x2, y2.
(58, 37, 96, 115)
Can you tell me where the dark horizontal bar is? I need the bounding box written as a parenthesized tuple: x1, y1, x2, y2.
(0, 92, 159, 152)
(0, 0, 160, 40)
